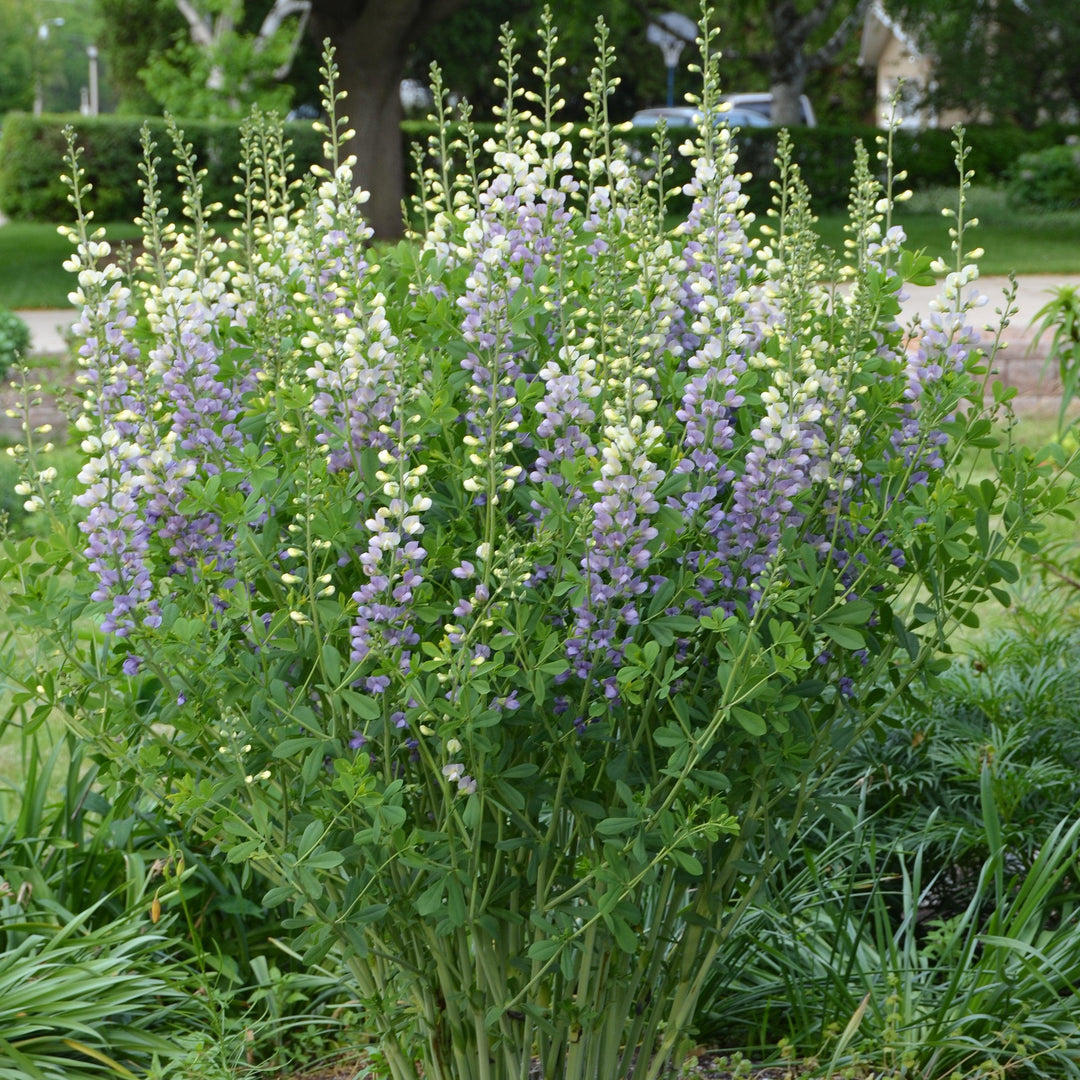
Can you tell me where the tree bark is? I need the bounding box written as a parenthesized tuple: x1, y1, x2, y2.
(309, 0, 468, 240)
(764, 0, 873, 125)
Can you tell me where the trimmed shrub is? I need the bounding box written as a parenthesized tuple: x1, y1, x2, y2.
(0, 112, 325, 222)
(0, 306, 28, 380)
(4, 111, 1078, 223)
(621, 122, 1076, 214)
(1007, 140, 1080, 211)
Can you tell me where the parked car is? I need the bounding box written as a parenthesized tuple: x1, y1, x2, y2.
(719, 92, 817, 127)
(629, 105, 773, 130)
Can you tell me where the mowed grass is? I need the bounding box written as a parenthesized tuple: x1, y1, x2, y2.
(813, 186, 1080, 276)
(2, 185, 1080, 309)
(0, 221, 142, 309)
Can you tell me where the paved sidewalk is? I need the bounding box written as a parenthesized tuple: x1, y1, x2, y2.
(20, 309, 78, 356)
(900, 275, 1080, 413)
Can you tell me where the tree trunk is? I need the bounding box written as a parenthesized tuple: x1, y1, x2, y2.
(309, 0, 467, 240)
(769, 79, 805, 125)
(764, 0, 872, 126)
(334, 16, 408, 239)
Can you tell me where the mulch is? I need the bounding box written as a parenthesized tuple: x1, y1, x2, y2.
(272, 1049, 811, 1080)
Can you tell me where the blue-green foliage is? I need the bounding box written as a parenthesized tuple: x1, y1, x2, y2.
(696, 608, 1080, 1078)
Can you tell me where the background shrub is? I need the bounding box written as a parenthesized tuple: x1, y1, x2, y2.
(0, 113, 325, 222)
(0, 307, 28, 381)
(1007, 140, 1080, 211)
(611, 122, 1079, 213)
(3, 113, 1078, 223)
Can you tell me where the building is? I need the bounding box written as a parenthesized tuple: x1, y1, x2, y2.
(858, 2, 975, 130)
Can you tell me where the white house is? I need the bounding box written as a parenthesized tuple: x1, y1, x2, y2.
(858, 2, 973, 130)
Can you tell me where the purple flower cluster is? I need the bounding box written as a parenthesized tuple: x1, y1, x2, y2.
(305, 300, 399, 473)
(348, 450, 430, 675)
(529, 345, 599, 491)
(74, 268, 251, 637)
(664, 162, 762, 361)
(565, 419, 667, 678)
(454, 143, 578, 495)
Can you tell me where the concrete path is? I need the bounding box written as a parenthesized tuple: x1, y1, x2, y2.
(898, 274, 1079, 329)
(899, 274, 1080, 414)
(20, 309, 78, 357)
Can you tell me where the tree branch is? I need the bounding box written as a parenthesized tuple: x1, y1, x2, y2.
(808, 0, 874, 70)
(251, 0, 312, 77)
(790, 0, 842, 45)
(255, 0, 311, 44)
(173, 0, 213, 47)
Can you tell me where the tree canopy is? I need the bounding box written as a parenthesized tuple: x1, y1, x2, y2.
(96, 0, 313, 118)
(0, 0, 38, 115)
(1, 0, 103, 115)
(80, 0, 875, 235)
(407, 0, 874, 126)
(885, 0, 1080, 127)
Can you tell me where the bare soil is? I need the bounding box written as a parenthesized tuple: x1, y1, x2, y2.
(274, 1050, 810, 1080)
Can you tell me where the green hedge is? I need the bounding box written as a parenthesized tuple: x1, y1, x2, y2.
(0, 113, 325, 222)
(733, 123, 1071, 212)
(1006, 141, 1080, 211)
(3, 112, 1078, 224)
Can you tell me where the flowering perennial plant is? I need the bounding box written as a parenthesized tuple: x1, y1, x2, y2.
(7, 10, 1071, 1080)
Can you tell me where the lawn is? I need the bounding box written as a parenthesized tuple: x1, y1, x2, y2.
(2, 186, 1079, 310)
(814, 186, 1080, 276)
(0, 220, 141, 309)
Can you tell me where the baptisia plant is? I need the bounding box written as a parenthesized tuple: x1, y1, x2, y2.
(10, 7, 1068, 1080)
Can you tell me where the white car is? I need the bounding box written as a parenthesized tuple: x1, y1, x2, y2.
(719, 92, 817, 127)
(629, 105, 773, 130)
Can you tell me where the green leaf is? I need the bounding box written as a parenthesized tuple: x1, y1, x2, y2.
(823, 623, 865, 651)
(170, 617, 204, 643)
(340, 688, 381, 721)
(225, 838, 264, 862)
(827, 599, 874, 624)
(298, 820, 323, 859)
(446, 877, 466, 927)
(595, 816, 638, 837)
(732, 707, 766, 736)
(302, 746, 326, 785)
(502, 763, 539, 780)
(262, 885, 295, 907)
(608, 914, 640, 954)
(321, 642, 342, 685)
(975, 507, 990, 552)
(416, 879, 445, 917)
(527, 939, 561, 963)
(892, 612, 920, 661)
(353, 904, 389, 925)
(306, 850, 345, 869)
(273, 737, 319, 759)
(652, 725, 686, 748)
(669, 849, 704, 876)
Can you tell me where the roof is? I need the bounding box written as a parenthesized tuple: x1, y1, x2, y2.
(859, 1, 923, 66)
